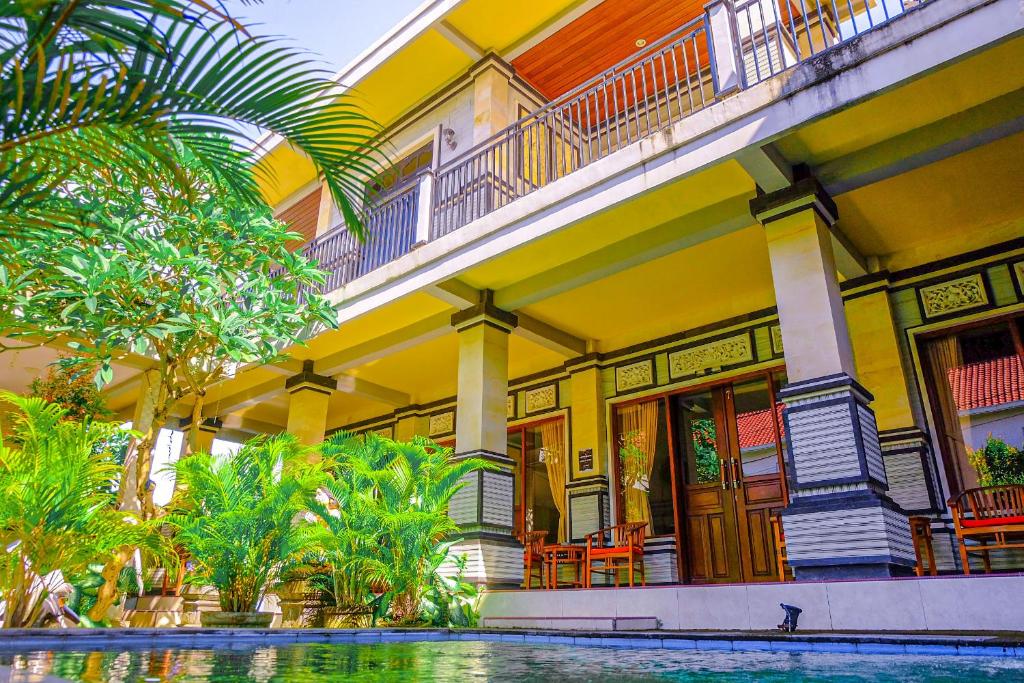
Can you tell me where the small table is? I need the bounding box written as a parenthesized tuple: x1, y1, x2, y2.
(542, 544, 585, 589)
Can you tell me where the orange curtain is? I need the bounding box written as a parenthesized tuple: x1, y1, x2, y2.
(618, 400, 659, 530)
(539, 421, 567, 543)
(925, 336, 976, 492)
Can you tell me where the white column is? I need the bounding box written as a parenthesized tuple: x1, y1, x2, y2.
(754, 178, 914, 580)
(447, 292, 523, 588)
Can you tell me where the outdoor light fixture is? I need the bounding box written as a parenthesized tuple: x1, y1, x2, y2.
(778, 603, 803, 632)
(635, 38, 647, 47)
(443, 127, 457, 150)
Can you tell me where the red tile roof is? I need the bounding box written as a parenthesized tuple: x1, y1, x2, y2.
(949, 355, 1024, 412)
(736, 405, 784, 450)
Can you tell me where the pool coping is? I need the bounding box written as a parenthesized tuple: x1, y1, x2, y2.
(1, 628, 1022, 658)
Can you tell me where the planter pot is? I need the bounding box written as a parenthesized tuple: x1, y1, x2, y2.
(200, 611, 274, 628)
(275, 580, 322, 628)
(181, 585, 220, 627)
(322, 605, 373, 629)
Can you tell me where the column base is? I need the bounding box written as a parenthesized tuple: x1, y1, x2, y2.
(444, 533, 524, 589)
(782, 489, 916, 579)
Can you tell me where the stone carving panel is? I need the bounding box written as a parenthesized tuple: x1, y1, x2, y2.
(507, 394, 516, 419)
(615, 359, 654, 393)
(525, 384, 557, 414)
(919, 273, 988, 318)
(668, 333, 754, 379)
(428, 410, 455, 436)
(1014, 261, 1024, 296)
(770, 325, 784, 355)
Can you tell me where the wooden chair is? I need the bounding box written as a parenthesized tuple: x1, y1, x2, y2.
(770, 512, 792, 581)
(949, 485, 1024, 574)
(584, 522, 647, 588)
(908, 516, 937, 577)
(519, 531, 548, 589)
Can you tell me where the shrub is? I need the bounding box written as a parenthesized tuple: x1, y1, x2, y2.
(968, 436, 1024, 487)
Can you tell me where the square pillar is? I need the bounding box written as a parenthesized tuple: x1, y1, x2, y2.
(753, 179, 914, 579)
(470, 60, 514, 145)
(179, 417, 221, 457)
(448, 293, 523, 588)
(285, 361, 335, 446)
(564, 357, 611, 542)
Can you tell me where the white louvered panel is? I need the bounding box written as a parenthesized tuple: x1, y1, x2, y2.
(570, 493, 601, 541)
(789, 404, 861, 482)
(785, 506, 914, 562)
(480, 471, 514, 527)
(448, 474, 479, 525)
(883, 452, 932, 511)
(858, 406, 887, 486)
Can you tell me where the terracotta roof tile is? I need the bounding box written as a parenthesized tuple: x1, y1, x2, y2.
(736, 405, 784, 450)
(949, 355, 1024, 412)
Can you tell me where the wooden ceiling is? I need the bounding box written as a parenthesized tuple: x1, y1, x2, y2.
(512, 0, 706, 100)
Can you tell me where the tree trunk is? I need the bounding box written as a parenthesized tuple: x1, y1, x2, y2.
(89, 366, 168, 623)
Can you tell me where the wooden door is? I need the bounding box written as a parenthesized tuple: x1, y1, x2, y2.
(723, 378, 788, 583)
(678, 389, 744, 583)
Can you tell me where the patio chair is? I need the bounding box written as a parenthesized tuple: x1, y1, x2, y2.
(584, 522, 647, 588)
(519, 530, 548, 590)
(949, 485, 1024, 574)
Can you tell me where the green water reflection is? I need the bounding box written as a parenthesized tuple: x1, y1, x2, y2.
(2, 641, 1022, 682)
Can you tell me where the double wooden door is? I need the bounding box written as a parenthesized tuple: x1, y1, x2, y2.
(675, 377, 787, 584)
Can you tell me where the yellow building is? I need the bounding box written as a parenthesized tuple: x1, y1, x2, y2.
(6, 0, 1024, 598)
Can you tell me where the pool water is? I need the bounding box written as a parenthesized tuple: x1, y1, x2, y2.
(3, 641, 1022, 682)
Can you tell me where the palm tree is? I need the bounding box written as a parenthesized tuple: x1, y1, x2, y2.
(1, 0, 384, 235)
(165, 433, 325, 614)
(310, 433, 490, 624)
(0, 392, 171, 628)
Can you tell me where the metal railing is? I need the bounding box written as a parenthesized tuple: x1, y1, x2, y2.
(300, 0, 939, 293)
(431, 15, 714, 238)
(300, 180, 419, 294)
(733, 0, 931, 86)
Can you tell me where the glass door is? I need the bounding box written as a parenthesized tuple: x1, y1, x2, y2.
(673, 373, 788, 584)
(676, 388, 744, 583)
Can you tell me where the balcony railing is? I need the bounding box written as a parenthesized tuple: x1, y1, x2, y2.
(299, 0, 935, 293)
(301, 180, 419, 295)
(432, 15, 713, 238)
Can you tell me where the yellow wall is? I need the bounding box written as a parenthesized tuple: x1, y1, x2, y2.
(845, 289, 916, 431)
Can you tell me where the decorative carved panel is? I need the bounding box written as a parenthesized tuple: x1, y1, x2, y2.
(374, 426, 394, 439)
(919, 273, 988, 318)
(668, 332, 754, 379)
(428, 411, 455, 436)
(615, 359, 654, 393)
(770, 325, 784, 355)
(1013, 261, 1024, 296)
(525, 384, 557, 414)
(507, 394, 516, 419)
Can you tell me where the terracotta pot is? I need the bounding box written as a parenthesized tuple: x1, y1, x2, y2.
(322, 605, 373, 628)
(200, 611, 274, 628)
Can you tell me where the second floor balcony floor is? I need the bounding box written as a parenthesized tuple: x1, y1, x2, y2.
(270, 0, 1021, 308)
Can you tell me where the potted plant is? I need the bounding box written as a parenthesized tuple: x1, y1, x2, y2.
(166, 434, 323, 628)
(969, 435, 1024, 486)
(306, 433, 489, 626)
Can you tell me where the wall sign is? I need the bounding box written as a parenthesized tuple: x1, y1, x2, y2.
(578, 448, 594, 472)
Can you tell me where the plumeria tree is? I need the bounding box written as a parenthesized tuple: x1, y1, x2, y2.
(0, 145, 338, 620)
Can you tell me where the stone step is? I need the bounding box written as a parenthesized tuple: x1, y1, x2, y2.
(479, 616, 659, 631)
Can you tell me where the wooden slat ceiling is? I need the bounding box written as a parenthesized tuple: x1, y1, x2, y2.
(275, 187, 321, 251)
(512, 0, 707, 101)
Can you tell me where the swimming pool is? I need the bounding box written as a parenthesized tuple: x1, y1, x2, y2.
(3, 639, 1023, 682)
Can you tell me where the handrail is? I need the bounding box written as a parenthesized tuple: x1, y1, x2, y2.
(438, 16, 711, 169)
(432, 15, 714, 237)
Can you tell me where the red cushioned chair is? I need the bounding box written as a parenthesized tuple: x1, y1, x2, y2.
(584, 522, 647, 588)
(949, 485, 1024, 574)
(519, 530, 548, 589)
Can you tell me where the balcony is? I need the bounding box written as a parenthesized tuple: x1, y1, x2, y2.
(299, 0, 933, 296)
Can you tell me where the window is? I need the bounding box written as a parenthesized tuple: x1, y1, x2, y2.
(921, 316, 1024, 496)
(367, 142, 433, 200)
